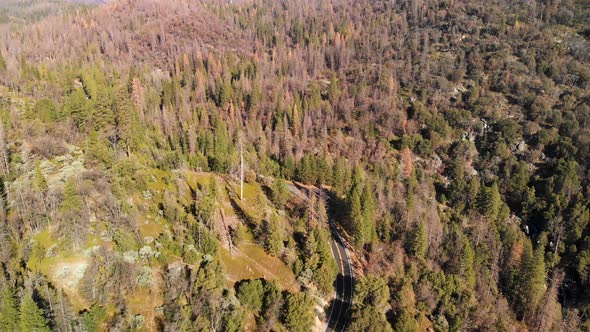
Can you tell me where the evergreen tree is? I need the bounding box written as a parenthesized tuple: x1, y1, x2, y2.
(297, 154, 315, 184)
(0, 52, 6, 72)
(312, 228, 337, 294)
(80, 303, 106, 332)
(406, 172, 416, 213)
(332, 158, 349, 196)
(0, 287, 19, 332)
(85, 131, 114, 168)
(262, 280, 282, 320)
(283, 293, 314, 332)
(355, 276, 390, 308)
(33, 162, 48, 194)
(236, 279, 264, 312)
(271, 178, 289, 209)
(410, 221, 427, 260)
(304, 230, 318, 262)
(349, 276, 392, 332)
(568, 199, 590, 242)
(64, 87, 90, 130)
(19, 292, 50, 332)
(350, 165, 363, 194)
(211, 118, 233, 172)
(526, 243, 547, 314)
(349, 306, 393, 332)
(394, 310, 418, 332)
(222, 307, 246, 332)
(518, 240, 546, 317)
(281, 157, 296, 179)
(90, 83, 115, 133)
(113, 83, 136, 156)
(60, 178, 82, 213)
(316, 156, 332, 185)
(197, 177, 218, 227)
(461, 238, 476, 289)
(510, 160, 530, 202)
(361, 183, 377, 246)
(33, 98, 59, 122)
(316, 196, 328, 225)
(478, 181, 502, 220)
(349, 185, 365, 248)
(264, 214, 283, 255)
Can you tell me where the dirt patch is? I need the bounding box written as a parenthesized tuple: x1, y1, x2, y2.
(46, 257, 90, 310)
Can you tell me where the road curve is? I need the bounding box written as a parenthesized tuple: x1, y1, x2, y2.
(325, 222, 354, 332)
(284, 182, 355, 331)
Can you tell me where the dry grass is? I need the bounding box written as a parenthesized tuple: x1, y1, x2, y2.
(220, 243, 299, 293)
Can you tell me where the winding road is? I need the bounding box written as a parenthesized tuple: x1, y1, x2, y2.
(285, 182, 355, 331)
(325, 222, 355, 331)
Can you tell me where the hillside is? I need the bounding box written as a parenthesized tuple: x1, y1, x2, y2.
(0, 0, 589, 331)
(0, 0, 100, 25)
(0, 0, 251, 71)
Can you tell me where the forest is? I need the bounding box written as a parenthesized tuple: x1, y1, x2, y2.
(0, 0, 589, 330)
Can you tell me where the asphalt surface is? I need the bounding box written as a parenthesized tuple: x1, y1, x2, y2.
(285, 182, 355, 331)
(325, 223, 354, 332)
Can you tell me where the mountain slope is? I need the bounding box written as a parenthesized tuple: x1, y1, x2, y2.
(1, 0, 251, 69)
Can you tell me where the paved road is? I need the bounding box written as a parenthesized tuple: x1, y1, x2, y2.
(325, 223, 355, 332)
(284, 182, 355, 331)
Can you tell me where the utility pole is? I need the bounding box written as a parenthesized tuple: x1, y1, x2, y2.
(240, 133, 244, 201)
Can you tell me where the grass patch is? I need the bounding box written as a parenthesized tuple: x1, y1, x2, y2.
(33, 229, 53, 248)
(220, 243, 299, 293)
(138, 219, 165, 239)
(126, 288, 164, 332)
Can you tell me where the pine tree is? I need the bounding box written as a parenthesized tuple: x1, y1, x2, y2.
(462, 238, 476, 289)
(0, 52, 6, 72)
(350, 165, 363, 195)
(60, 178, 82, 213)
(349, 306, 393, 332)
(0, 287, 19, 332)
(394, 310, 418, 332)
(349, 276, 393, 331)
(316, 196, 328, 225)
(282, 157, 296, 179)
(297, 155, 315, 184)
(361, 183, 377, 245)
(211, 118, 233, 172)
(406, 171, 417, 215)
(237, 279, 264, 312)
(478, 181, 501, 220)
(197, 177, 218, 227)
(0, 122, 8, 177)
(113, 83, 136, 157)
(19, 292, 50, 332)
(410, 221, 427, 260)
(33, 163, 48, 194)
(332, 158, 347, 196)
(518, 240, 546, 317)
(527, 244, 547, 314)
(349, 185, 365, 248)
(304, 230, 318, 258)
(265, 214, 283, 256)
(283, 293, 314, 332)
(90, 81, 115, 133)
(64, 87, 90, 130)
(80, 303, 106, 332)
(85, 131, 114, 168)
(569, 199, 589, 242)
(316, 156, 332, 185)
(271, 178, 289, 209)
